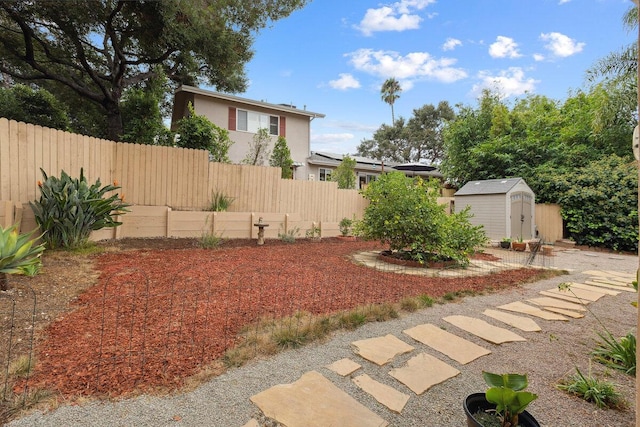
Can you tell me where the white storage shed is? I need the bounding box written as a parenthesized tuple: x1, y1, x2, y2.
(454, 178, 536, 241)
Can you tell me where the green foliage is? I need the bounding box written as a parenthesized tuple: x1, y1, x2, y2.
(483, 372, 538, 427)
(558, 367, 622, 409)
(269, 136, 293, 179)
(418, 294, 435, 307)
(243, 128, 271, 166)
(0, 84, 70, 130)
(120, 69, 174, 146)
(305, 225, 321, 239)
(592, 331, 636, 376)
(200, 231, 224, 249)
(0, 224, 45, 290)
(557, 155, 637, 252)
(357, 172, 486, 266)
(331, 155, 357, 189)
(177, 103, 233, 162)
(207, 190, 235, 212)
(381, 77, 402, 123)
(339, 217, 353, 236)
(278, 226, 300, 243)
(357, 102, 454, 164)
(30, 168, 130, 249)
(0, 1, 308, 140)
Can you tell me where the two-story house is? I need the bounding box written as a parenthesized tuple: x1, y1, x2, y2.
(171, 85, 324, 179)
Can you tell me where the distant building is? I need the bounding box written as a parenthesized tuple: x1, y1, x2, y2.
(171, 85, 324, 179)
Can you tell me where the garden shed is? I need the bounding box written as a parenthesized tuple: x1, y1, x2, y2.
(454, 177, 535, 241)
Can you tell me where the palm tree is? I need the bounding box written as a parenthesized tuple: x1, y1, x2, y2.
(380, 77, 402, 124)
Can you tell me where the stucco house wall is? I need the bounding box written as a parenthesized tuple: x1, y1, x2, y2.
(171, 85, 324, 180)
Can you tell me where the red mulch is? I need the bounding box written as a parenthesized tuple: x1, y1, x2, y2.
(23, 239, 541, 399)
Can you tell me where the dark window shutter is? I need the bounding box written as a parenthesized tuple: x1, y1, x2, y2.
(228, 107, 236, 130)
(280, 116, 286, 137)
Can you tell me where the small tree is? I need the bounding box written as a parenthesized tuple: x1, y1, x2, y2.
(331, 155, 357, 189)
(357, 172, 486, 265)
(243, 128, 271, 166)
(0, 84, 70, 130)
(270, 136, 294, 178)
(176, 103, 233, 163)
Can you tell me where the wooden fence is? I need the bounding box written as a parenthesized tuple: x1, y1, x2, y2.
(0, 118, 367, 225)
(535, 203, 564, 243)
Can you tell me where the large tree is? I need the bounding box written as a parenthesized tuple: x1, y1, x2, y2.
(0, 0, 307, 140)
(357, 101, 455, 164)
(380, 77, 401, 123)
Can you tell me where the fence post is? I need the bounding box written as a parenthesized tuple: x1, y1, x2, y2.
(284, 213, 289, 234)
(166, 207, 172, 238)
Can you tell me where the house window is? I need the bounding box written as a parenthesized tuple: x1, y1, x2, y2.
(358, 173, 377, 189)
(319, 168, 332, 181)
(237, 109, 279, 135)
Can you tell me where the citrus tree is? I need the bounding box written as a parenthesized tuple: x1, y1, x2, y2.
(356, 172, 486, 266)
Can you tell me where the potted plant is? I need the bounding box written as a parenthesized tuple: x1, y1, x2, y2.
(527, 238, 542, 253)
(463, 372, 539, 427)
(500, 237, 511, 249)
(511, 237, 526, 252)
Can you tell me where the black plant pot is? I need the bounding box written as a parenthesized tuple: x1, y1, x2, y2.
(500, 241, 511, 249)
(463, 393, 540, 427)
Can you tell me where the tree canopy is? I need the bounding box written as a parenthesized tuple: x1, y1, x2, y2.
(380, 77, 401, 124)
(0, 0, 308, 140)
(357, 101, 454, 164)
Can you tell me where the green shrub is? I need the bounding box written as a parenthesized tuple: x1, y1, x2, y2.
(557, 367, 622, 409)
(30, 168, 129, 249)
(592, 331, 636, 376)
(207, 190, 235, 212)
(176, 102, 233, 163)
(278, 226, 299, 243)
(558, 155, 638, 252)
(357, 172, 486, 266)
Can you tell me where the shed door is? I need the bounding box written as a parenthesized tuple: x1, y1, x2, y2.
(510, 192, 532, 240)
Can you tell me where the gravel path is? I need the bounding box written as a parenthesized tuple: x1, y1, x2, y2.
(9, 248, 638, 427)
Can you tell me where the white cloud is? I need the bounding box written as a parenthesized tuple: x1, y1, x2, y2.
(558, 0, 571, 4)
(540, 32, 585, 57)
(442, 38, 462, 51)
(347, 48, 467, 83)
(533, 53, 545, 61)
(328, 73, 361, 90)
(472, 67, 539, 98)
(489, 36, 522, 59)
(357, 0, 436, 36)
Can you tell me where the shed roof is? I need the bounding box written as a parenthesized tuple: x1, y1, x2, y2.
(455, 178, 527, 196)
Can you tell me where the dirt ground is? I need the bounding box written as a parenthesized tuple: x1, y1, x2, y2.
(0, 237, 555, 419)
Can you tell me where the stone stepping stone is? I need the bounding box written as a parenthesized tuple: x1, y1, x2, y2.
(242, 420, 259, 427)
(250, 370, 388, 427)
(482, 309, 541, 332)
(403, 324, 491, 364)
(353, 373, 410, 413)
(542, 306, 584, 318)
(543, 286, 606, 302)
(496, 301, 568, 321)
(389, 352, 460, 395)
(527, 297, 586, 311)
(588, 277, 634, 288)
(585, 280, 636, 292)
(566, 282, 621, 296)
(352, 334, 414, 366)
(540, 288, 605, 304)
(443, 315, 526, 344)
(583, 270, 635, 281)
(327, 358, 361, 376)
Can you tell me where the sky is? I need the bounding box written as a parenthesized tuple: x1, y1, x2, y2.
(220, 0, 635, 156)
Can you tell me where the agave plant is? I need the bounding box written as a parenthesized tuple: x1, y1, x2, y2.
(30, 168, 130, 249)
(0, 224, 45, 291)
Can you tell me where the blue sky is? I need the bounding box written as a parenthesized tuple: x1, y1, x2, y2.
(227, 0, 634, 156)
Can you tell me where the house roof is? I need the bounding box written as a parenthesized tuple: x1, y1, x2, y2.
(307, 152, 442, 178)
(174, 85, 325, 119)
(455, 177, 527, 196)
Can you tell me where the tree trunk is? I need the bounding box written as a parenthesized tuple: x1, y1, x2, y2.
(105, 101, 124, 142)
(0, 273, 8, 291)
